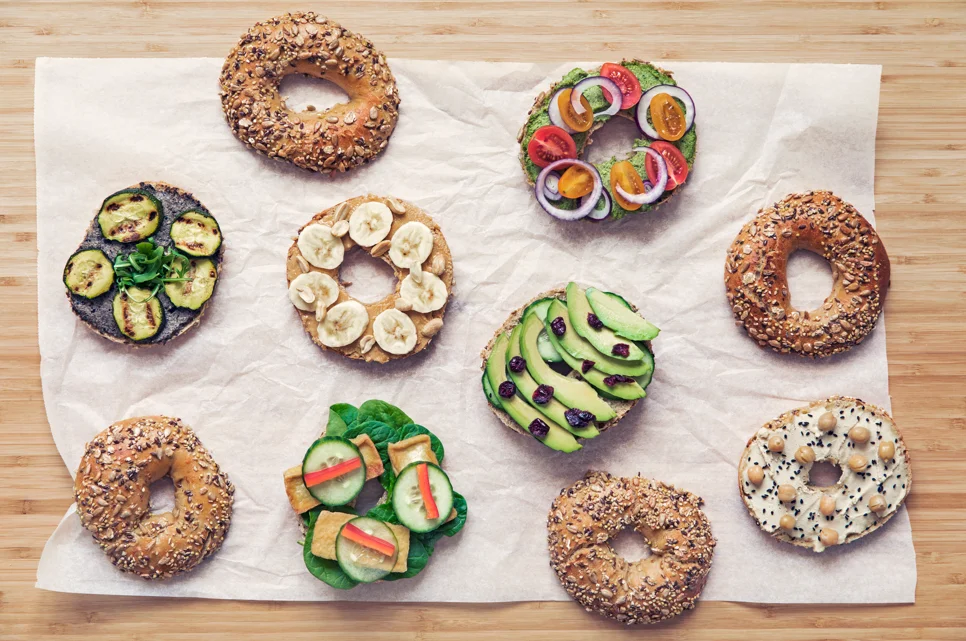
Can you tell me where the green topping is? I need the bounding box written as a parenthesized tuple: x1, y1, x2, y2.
(112, 238, 192, 303)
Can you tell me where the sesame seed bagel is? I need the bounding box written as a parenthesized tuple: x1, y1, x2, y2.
(74, 416, 234, 580)
(220, 12, 400, 174)
(738, 396, 911, 552)
(725, 191, 890, 358)
(548, 471, 716, 625)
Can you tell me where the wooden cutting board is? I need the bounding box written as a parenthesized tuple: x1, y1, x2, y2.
(1, 1, 964, 639)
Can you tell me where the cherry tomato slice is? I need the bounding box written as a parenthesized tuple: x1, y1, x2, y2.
(645, 141, 689, 190)
(649, 93, 686, 141)
(558, 88, 593, 133)
(609, 160, 646, 211)
(600, 63, 643, 110)
(527, 126, 577, 168)
(558, 165, 596, 199)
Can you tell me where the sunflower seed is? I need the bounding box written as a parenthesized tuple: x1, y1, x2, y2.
(344, 111, 357, 125)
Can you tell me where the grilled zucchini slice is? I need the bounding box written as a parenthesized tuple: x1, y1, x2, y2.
(170, 210, 222, 257)
(97, 189, 162, 242)
(164, 257, 217, 310)
(112, 286, 163, 341)
(63, 249, 113, 298)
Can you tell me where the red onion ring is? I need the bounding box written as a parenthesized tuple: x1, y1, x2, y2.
(535, 159, 603, 221)
(613, 147, 668, 205)
(570, 76, 622, 118)
(582, 188, 612, 221)
(547, 88, 576, 134)
(544, 171, 563, 201)
(636, 85, 696, 139)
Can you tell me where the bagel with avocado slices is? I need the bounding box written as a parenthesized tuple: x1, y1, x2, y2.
(282, 400, 467, 589)
(480, 283, 658, 453)
(62, 181, 224, 345)
(519, 61, 696, 222)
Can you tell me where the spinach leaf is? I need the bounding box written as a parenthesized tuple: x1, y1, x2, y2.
(357, 400, 412, 430)
(326, 403, 358, 436)
(343, 420, 398, 470)
(414, 492, 468, 554)
(302, 508, 358, 590)
(381, 536, 430, 581)
(396, 423, 445, 463)
(365, 502, 398, 524)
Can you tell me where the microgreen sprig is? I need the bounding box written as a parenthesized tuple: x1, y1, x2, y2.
(113, 239, 192, 303)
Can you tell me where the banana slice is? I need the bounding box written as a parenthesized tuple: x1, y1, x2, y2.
(288, 272, 340, 312)
(399, 272, 448, 313)
(316, 300, 368, 348)
(298, 224, 344, 269)
(388, 221, 434, 269)
(372, 309, 418, 355)
(348, 202, 393, 247)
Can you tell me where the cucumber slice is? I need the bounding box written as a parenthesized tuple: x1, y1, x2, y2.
(635, 343, 655, 389)
(112, 286, 163, 341)
(482, 371, 502, 409)
(302, 437, 366, 506)
(97, 188, 162, 242)
(391, 462, 454, 533)
(171, 210, 222, 257)
(64, 249, 113, 298)
(335, 517, 398, 583)
(524, 297, 555, 321)
(537, 329, 563, 363)
(164, 257, 217, 310)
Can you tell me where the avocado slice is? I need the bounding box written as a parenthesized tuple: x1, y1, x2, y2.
(506, 324, 599, 439)
(586, 288, 660, 341)
(543, 322, 646, 401)
(566, 282, 645, 361)
(543, 299, 651, 377)
(485, 333, 581, 453)
(519, 311, 617, 422)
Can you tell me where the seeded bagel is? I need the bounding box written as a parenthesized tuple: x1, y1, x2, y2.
(74, 416, 234, 580)
(725, 191, 890, 358)
(220, 12, 400, 174)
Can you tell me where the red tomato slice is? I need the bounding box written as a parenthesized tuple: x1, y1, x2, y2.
(645, 141, 689, 190)
(600, 63, 643, 110)
(527, 126, 577, 168)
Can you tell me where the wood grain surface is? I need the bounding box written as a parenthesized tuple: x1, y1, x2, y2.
(2, 1, 965, 639)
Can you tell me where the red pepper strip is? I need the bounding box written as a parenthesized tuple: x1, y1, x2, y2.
(417, 463, 440, 520)
(342, 523, 395, 558)
(303, 457, 361, 488)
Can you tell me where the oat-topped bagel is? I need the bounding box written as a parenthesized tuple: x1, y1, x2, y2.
(74, 416, 234, 579)
(481, 282, 657, 452)
(220, 12, 400, 174)
(725, 191, 890, 358)
(738, 396, 911, 552)
(548, 471, 715, 625)
(286, 195, 453, 363)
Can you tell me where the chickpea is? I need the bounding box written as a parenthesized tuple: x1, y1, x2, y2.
(819, 528, 839, 547)
(848, 454, 868, 472)
(819, 495, 836, 516)
(767, 434, 785, 453)
(794, 445, 816, 465)
(779, 514, 796, 531)
(878, 441, 896, 461)
(777, 484, 797, 503)
(849, 425, 871, 443)
(818, 411, 837, 432)
(747, 465, 764, 486)
(869, 494, 887, 514)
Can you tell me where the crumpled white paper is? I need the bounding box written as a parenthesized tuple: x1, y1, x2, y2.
(35, 57, 915, 603)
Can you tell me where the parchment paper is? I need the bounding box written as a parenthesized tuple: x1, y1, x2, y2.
(34, 58, 915, 603)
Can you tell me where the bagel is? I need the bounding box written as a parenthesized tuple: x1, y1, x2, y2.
(547, 471, 715, 625)
(73, 416, 234, 579)
(738, 396, 911, 552)
(725, 191, 890, 358)
(286, 195, 453, 363)
(220, 12, 400, 174)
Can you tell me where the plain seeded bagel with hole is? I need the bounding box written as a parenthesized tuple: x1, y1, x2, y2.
(220, 12, 400, 174)
(479, 287, 644, 435)
(725, 190, 890, 358)
(73, 416, 234, 580)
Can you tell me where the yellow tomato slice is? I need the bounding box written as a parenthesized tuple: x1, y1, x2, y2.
(558, 88, 594, 133)
(558, 165, 596, 199)
(610, 161, 645, 211)
(649, 93, 686, 141)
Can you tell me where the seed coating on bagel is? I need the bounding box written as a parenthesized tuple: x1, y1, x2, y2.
(548, 471, 715, 625)
(220, 12, 400, 174)
(74, 416, 234, 579)
(725, 191, 890, 358)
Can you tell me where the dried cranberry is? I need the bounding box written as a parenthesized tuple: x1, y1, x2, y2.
(528, 418, 550, 438)
(611, 343, 630, 357)
(532, 384, 554, 404)
(508, 356, 526, 373)
(587, 313, 604, 330)
(498, 381, 516, 398)
(603, 374, 634, 386)
(564, 408, 595, 428)
(550, 316, 567, 336)
(581, 360, 595, 374)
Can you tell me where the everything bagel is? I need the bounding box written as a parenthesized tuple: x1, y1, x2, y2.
(74, 416, 234, 579)
(220, 13, 400, 174)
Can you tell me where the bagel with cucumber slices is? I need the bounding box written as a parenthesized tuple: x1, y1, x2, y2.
(63, 182, 224, 345)
(281, 400, 466, 589)
(481, 282, 658, 453)
(519, 61, 696, 222)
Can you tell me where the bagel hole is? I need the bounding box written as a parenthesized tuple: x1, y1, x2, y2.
(352, 480, 387, 515)
(582, 116, 642, 166)
(279, 74, 350, 113)
(339, 249, 397, 303)
(786, 249, 834, 312)
(609, 528, 653, 563)
(148, 476, 176, 515)
(807, 460, 843, 488)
